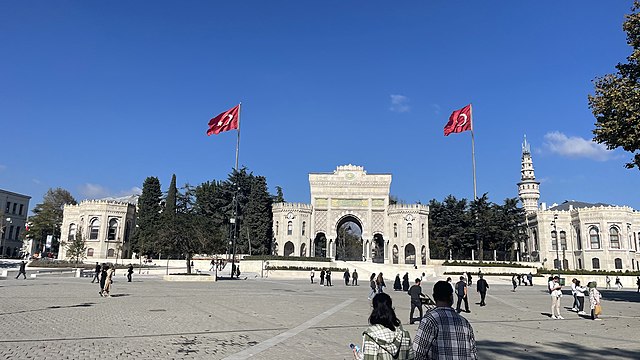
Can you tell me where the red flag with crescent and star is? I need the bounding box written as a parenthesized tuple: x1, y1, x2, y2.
(207, 104, 240, 136)
(444, 104, 472, 136)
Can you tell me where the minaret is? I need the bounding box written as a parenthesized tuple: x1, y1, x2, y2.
(518, 135, 540, 213)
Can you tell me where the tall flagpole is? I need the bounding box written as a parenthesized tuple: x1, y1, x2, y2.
(230, 102, 241, 278)
(470, 103, 477, 200)
(235, 102, 242, 171)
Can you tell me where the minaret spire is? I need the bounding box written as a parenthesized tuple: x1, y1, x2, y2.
(518, 135, 540, 213)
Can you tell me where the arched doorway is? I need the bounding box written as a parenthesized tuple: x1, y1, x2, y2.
(421, 245, 427, 265)
(405, 244, 416, 265)
(300, 243, 307, 257)
(372, 234, 385, 263)
(392, 245, 399, 264)
(284, 241, 294, 257)
(314, 233, 327, 257)
(335, 215, 363, 261)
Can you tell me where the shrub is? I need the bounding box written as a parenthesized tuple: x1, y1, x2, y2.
(28, 259, 142, 270)
(442, 260, 534, 269)
(243, 255, 331, 262)
(539, 269, 640, 276)
(266, 266, 348, 272)
(444, 271, 544, 277)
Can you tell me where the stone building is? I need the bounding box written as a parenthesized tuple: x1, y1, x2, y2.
(518, 138, 640, 271)
(58, 195, 137, 261)
(0, 189, 31, 257)
(272, 165, 430, 265)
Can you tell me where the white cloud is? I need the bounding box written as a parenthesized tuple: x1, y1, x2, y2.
(389, 94, 410, 113)
(79, 183, 111, 198)
(122, 187, 143, 196)
(542, 131, 614, 161)
(32, 179, 41, 184)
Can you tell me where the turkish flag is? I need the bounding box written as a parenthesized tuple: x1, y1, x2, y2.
(207, 105, 240, 136)
(444, 104, 472, 136)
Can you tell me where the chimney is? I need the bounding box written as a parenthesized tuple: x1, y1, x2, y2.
(541, 202, 547, 210)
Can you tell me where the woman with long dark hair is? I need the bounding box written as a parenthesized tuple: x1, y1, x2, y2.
(359, 293, 414, 359)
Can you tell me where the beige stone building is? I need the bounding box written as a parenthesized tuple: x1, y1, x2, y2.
(0, 189, 31, 257)
(272, 165, 429, 265)
(518, 138, 640, 271)
(58, 195, 137, 261)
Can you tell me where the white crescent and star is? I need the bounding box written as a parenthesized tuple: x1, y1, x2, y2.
(457, 113, 468, 127)
(217, 113, 234, 127)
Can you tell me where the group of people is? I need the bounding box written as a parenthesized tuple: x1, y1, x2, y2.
(549, 275, 603, 320)
(91, 262, 135, 297)
(368, 273, 387, 299)
(511, 273, 534, 291)
(605, 275, 625, 290)
(355, 280, 477, 359)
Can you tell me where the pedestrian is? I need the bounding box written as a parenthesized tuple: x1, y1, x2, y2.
(310, 269, 315, 284)
(102, 265, 115, 297)
(549, 275, 564, 319)
(127, 264, 133, 282)
(446, 277, 454, 294)
(511, 274, 517, 292)
(15, 261, 27, 279)
(231, 263, 236, 278)
(605, 275, 611, 289)
(99, 264, 108, 296)
(402, 273, 410, 292)
(344, 269, 351, 286)
(376, 273, 386, 294)
(352, 269, 358, 286)
(236, 264, 241, 278)
(570, 278, 579, 312)
(476, 274, 489, 306)
(517, 274, 522, 286)
(527, 272, 534, 286)
(575, 280, 587, 315)
(394, 274, 402, 291)
(368, 273, 377, 300)
(360, 293, 414, 359)
(209, 258, 215, 271)
(421, 272, 426, 282)
(615, 276, 623, 290)
(91, 262, 101, 283)
(326, 269, 332, 286)
(413, 281, 478, 359)
(320, 268, 325, 286)
(588, 281, 602, 321)
(636, 276, 640, 292)
(455, 276, 470, 313)
(467, 272, 472, 286)
(408, 278, 425, 324)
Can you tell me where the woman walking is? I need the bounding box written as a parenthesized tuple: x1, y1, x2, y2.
(368, 273, 377, 300)
(402, 273, 410, 292)
(357, 293, 414, 359)
(588, 282, 602, 320)
(376, 273, 386, 294)
(511, 274, 518, 292)
(393, 274, 402, 291)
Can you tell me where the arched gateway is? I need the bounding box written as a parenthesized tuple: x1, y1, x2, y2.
(272, 165, 430, 264)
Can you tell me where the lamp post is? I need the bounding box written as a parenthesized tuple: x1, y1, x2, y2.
(1, 217, 12, 257)
(551, 214, 561, 270)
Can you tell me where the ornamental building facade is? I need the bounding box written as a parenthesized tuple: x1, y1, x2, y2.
(518, 138, 640, 271)
(272, 165, 430, 265)
(58, 195, 137, 261)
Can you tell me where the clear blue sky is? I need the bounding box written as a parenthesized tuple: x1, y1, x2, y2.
(1, 1, 638, 211)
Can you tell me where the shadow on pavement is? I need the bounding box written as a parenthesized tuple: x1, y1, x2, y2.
(477, 339, 639, 359)
(0, 302, 95, 316)
(599, 290, 640, 303)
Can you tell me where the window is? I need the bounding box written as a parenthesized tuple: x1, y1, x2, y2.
(421, 224, 425, 238)
(12, 203, 17, 214)
(14, 227, 19, 240)
(393, 223, 398, 238)
(559, 231, 567, 250)
(577, 258, 583, 270)
(107, 248, 115, 257)
(589, 227, 600, 249)
(614, 258, 623, 269)
(592, 258, 600, 269)
(87, 248, 94, 257)
(551, 231, 558, 250)
(610, 227, 620, 249)
(19, 204, 23, 215)
(8, 226, 14, 240)
(5, 202, 10, 213)
(68, 224, 77, 241)
(628, 226, 633, 249)
(287, 221, 293, 236)
(302, 221, 306, 236)
(124, 221, 131, 243)
(407, 223, 413, 238)
(575, 227, 582, 250)
(107, 219, 118, 241)
(533, 230, 538, 251)
(89, 219, 100, 240)
(635, 232, 638, 252)
(275, 221, 279, 235)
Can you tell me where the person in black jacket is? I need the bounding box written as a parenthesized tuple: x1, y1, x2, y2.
(127, 264, 134, 282)
(15, 261, 27, 279)
(402, 272, 410, 292)
(394, 274, 402, 291)
(476, 274, 489, 306)
(91, 262, 101, 283)
(320, 269, 325, 286)
(408, 278, 426, 324)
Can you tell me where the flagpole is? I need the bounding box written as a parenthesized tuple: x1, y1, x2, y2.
(235, 102, 242, 171)
(470, 103, 477, 200)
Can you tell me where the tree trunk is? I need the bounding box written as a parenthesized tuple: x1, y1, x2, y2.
(186, 254, 192, 274)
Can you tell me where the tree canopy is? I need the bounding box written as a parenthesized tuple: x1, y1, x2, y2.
(588, 1, 640, 170)
(27, 188, 77, 254)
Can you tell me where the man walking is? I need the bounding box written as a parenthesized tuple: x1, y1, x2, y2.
(320, 269, 325, 286)
(615, 276, 623, 290)
(310, 269, 315, 284)
(91, 262, 101, 283)
(414, 281, 478, 359)
(127, 264, 134, 282)
(408, 278, 425, 324)
(351, 269, 358, 286)
(15, 261, 27, 279)
(326, 269, 332, 286)
(343, 269, 350, 286)
(476, 274, 489, 306)
(455, 276, 470, 313)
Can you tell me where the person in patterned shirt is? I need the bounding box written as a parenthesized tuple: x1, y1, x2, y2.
(359, 293, 415, 360)
(413, 281, 477, 359)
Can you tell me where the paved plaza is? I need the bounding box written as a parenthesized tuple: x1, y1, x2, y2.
(1, 273, 639, 359)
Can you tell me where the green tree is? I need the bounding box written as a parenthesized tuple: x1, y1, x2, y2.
(588, 1, 640, 170)
(242, 176, 273, 255)
(273, 186, 285, 203)
(428, 195, 473, 259)
(131, 177, 162, 256)
(63, 227, 86, 264)
(27, 188, 77, 254)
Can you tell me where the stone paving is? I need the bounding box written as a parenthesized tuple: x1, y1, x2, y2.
(1, 273, 639, 359)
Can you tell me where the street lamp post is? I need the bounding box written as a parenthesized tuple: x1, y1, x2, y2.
(551, 214, 561, 270)
(0, 217, 12, 257)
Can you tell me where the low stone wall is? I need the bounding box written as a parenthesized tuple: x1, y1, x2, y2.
(538, 274, 639, 288)
(163, 274, 216, 282)
(240, 260, 335, 274)
(439, 265, 540, 276)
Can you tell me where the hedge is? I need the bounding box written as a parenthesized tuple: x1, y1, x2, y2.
(266, 266, 348, 272)
(28, 259, 143, 270)
(539, 269, 640, 276)
(444, 271, 544, 277)
(442, 260, 535, 269)
(243, 255, 331, 262)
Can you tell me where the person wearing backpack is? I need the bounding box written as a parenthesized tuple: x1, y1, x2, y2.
(359, 293, 414, 359)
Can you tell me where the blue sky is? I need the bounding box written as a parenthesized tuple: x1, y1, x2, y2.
(1, 1, 638, 211)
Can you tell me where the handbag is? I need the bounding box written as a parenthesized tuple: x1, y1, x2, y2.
(594, 304, 602, 316)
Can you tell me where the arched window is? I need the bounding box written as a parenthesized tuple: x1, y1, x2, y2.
(107, 248, 115, 257)
(284, 241, 294, 256)
(551, 231, 558, 250)
(68, 224, 77, 241)
(107, 219, 118, 241)
(287, 221, 293, 236)
(577, 258, 583, 270)
(610, 227, 620, 249)
(614, 258, 623, 269)
(275, 221, 279, 235)
(589, 227, 600, 249)
(89, 219, 100, 240)
(575, 226, 582, 250)
(421, 224, 425, 238)
(302, 221, 306, 236)
(628, 226, 633, 249)
(592, 257, 600, 269)
(393, 223, 398, 238)
(533, 230, 539, 251)
(87, 248, 94, 257)
(407, 223, 413, 238)
(559, 231, 567, 250)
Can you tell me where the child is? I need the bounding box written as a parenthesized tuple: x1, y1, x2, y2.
(588, 281, 602, 321)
